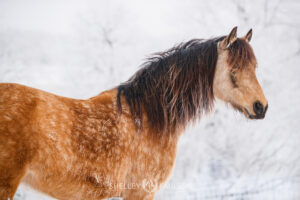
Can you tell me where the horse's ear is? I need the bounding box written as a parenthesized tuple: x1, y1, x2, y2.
(243, 29, 252, 42)
(219, 26, 238, 49)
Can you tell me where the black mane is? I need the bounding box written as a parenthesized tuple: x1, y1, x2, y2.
(117, 37, 226, 135)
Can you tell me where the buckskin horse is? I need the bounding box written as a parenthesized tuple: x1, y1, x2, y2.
(0, 27, 268, 200)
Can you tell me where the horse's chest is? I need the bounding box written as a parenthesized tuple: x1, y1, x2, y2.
(128, 137, 178, 190)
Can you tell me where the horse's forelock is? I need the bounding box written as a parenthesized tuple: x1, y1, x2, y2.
(227, 38, 257, 68)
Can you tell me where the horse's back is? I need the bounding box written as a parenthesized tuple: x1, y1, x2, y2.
(0, 83, 42, 198)
(0, 83, 73, 176)
(0, 83, 39, 135)
(0, 83, 84, 198)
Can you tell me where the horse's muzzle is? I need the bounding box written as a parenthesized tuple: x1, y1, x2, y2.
(244, 103, 268, 119)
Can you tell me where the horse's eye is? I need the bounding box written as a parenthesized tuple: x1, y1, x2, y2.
(230, 71, 238, 87)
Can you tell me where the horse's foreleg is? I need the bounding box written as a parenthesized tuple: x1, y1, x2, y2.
(121, 189, 155, 200)
(124, 194, 155, 200)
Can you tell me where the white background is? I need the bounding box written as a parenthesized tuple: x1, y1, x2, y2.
(0, 0, 299, 199)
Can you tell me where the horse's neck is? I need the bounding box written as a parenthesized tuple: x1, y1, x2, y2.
(91, 88, 182, 148)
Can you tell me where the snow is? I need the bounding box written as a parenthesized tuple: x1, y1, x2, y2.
(0, 0, 300, 199)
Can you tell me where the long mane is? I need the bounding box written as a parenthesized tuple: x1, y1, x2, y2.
(117, 37, 227, 135)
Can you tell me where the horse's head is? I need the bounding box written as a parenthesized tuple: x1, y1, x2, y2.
(213, 27, 268, 119)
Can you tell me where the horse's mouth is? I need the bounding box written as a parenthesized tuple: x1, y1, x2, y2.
(243, 107, 265, 119)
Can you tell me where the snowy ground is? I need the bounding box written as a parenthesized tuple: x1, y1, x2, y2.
(0, 0, 300, 199)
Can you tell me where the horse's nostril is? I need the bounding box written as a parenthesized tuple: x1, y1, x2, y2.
(253, 101, 264, 115)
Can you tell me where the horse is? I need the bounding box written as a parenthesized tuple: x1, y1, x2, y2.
(0, 27, 268, 200)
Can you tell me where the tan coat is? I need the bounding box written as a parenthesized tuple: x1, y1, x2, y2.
(0, 83, 178, 200)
